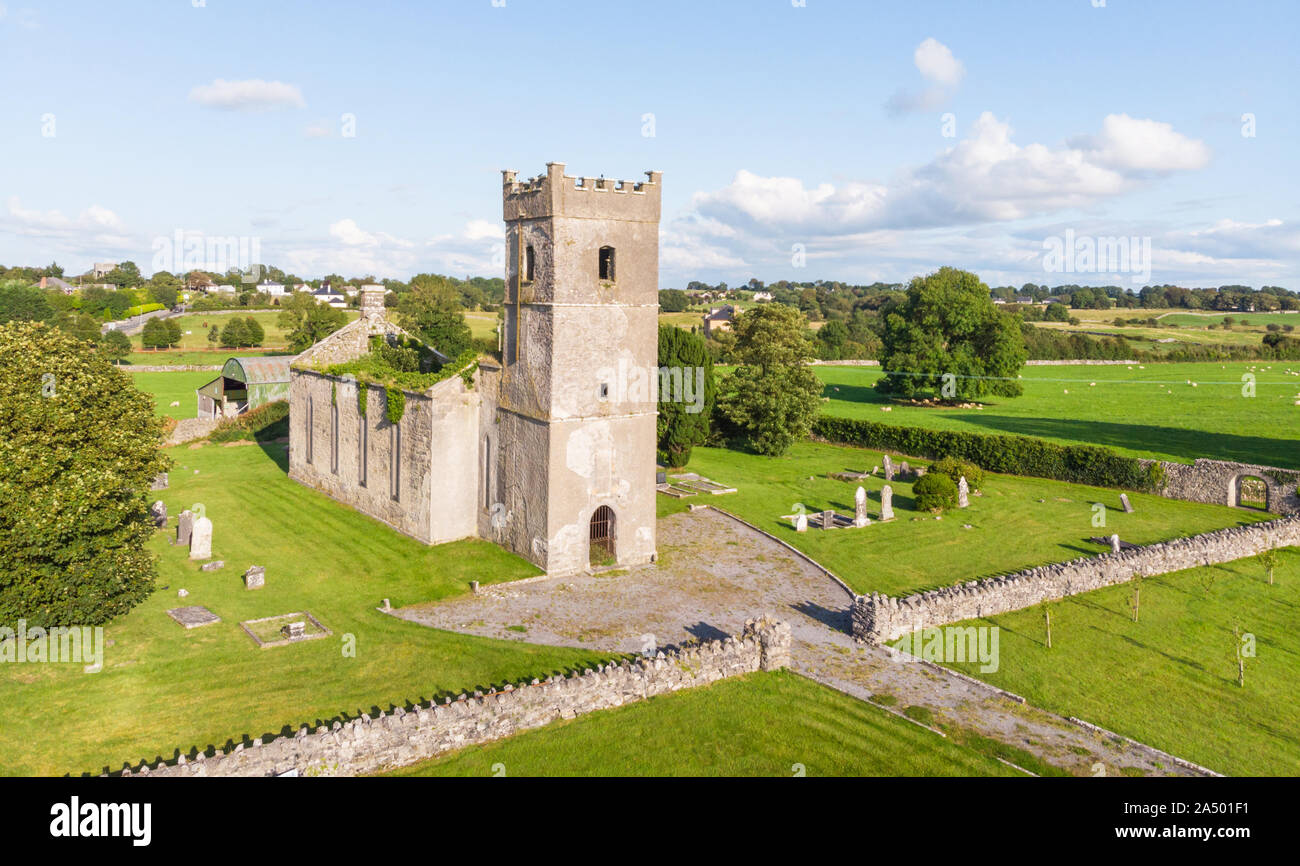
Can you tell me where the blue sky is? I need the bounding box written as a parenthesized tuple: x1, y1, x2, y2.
(1, 0, 1296, 288)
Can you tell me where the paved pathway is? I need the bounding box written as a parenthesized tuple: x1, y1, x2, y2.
(396, 507, 1209, 776)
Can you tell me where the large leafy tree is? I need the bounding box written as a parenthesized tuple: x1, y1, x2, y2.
(656, 324, 715, 467)
(397, 274, 473, 359)
(876, 267, 1027, 402)
(0, 322, 168, 626)
(717, 304, 823, 456)
(279, 294, 349, 352)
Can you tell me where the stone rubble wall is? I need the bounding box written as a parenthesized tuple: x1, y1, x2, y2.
(128, 618, 791, 778)
(1152, 458, 1300, 516)
(853, 518, 1300, 643)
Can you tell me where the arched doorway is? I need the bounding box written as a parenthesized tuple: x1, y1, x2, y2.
(1231, 474, 1269, 511)
(589, 505, 616, 567)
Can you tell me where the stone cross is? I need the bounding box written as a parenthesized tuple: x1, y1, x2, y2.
(1110, 534, 1121, 554)
(150, 500, 167, 528)
(243, 565, 265, 590)
(821, 510, 834, 530)
(795, 513, 808, 533)
(883, 455, 894, 481)
(175, 510, 193, 547)
(189, 516, 213, 560)
(1120, 493, 1134, 513)
(880, 485, 894, 521)
(957, 477, 969, 508)
(854, 486, 870, 528)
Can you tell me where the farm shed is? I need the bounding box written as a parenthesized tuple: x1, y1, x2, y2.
(196, 356, 292, 419)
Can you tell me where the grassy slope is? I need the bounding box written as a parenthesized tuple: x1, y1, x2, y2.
(815, 361, 1300, 469)
(387, 670, 1021, 777)
(679, 441, 1266, 596)
(0, 442, 611, 776)
(937, 549, 1300, 776)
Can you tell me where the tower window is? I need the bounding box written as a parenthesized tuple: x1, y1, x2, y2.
(598, 246, 615, 281)
(524, 245, 535, 283)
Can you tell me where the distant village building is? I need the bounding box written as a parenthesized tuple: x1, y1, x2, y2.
(259, 279, 287, 296)
(703, 304, 736, 336)
(288, 163, 661, 576)
(751, 291, 773, 302)
(91, 261, 118, 278)
(313, 282, 347, 308)
(196, 356, 292, 419)
(38, 276, 75, 294)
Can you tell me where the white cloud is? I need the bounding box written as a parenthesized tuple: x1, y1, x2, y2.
(463, 219, 502, 241)
(188, 79, 305, 111)
(1074, 113, 1211, 174)
(914, 37, 965, 86)
(887, 37, 964, 116)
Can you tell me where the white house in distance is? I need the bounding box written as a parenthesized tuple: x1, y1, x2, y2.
(258, 278, 287, 297)
(312, 282, 347, 308)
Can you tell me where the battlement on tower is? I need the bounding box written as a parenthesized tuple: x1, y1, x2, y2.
(502, 162, 662, 223)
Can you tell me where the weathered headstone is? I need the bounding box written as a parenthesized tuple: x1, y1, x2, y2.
(150, 472, 169, 491)
(899, 461, 911, 479)
(880, 485, 895, 521)
(189, 516, 213, 560)
(150, 500, 167, 528)
(883, 455, 894, 481)
(915, 466, 927, 477)
(281, 621, 306, 640)
(854, 486, 870, 528)
(243, 565, 265, 590)
(821, 510, 834, 530)
(381, 598, 392, 612)
(957, 476, 969, 508)
(201, 560, 225, 572)
(1120, 494, 1134, 513)
(175, 510, 194, 547)
(1110, 534, 1121, 554)
(795, 513, 808, 533)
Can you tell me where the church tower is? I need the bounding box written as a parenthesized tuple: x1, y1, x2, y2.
(492, 163, 661, 575)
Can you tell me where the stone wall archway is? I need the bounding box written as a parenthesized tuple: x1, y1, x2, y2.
(1229, 474, 1270, 511)
(589, 505, 616, 567)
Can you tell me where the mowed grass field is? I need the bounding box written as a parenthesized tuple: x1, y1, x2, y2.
(815, 361, 1300, 468)
(128, 370, 218, 418)
(387, 670, 1023, 777)
(673, 441, 1264, 596)
(936, 548, 1300, 776)
(130, 310, 360, 352)
(464, 311, 500, 341)
(0, 442, 613, 776)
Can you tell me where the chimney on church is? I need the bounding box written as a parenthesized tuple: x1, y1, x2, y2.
(359, 285, 386, 322)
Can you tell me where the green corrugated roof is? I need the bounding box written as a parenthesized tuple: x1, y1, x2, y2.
(219, 356, 293, 385)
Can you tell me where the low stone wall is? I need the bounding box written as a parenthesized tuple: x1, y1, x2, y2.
(1153, 458, 1300, 516)
(127, 617, 791, 777)
(852, 518, 1300, 643)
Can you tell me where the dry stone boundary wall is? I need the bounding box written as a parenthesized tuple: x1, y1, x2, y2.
(853, 518, 1300, 643)
(126, 618, 791, 778)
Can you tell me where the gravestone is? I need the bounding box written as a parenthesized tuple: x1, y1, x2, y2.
(821, 510, 834, 530)
(880, 485, 895, 521)
(915, 466, 927, 477)
(1110, 534, 1121, 554)
(381, 598, 392, 612)
(201, 560, 225, 572)
(958, 477, 969, 508)
(854, 486, 870, 528)
(1120, 494, 1134, 513)
(150, 500, 167, 528)
(189, 516, 213, 560)
(899, 461, 911, 479)
(243, 565, 265, 590)
(795, 513, 808, 533)
(281, 621, 306, 640)
(883, 455, 894, 481)
(175, 510, 194, 547)
(151, 473, 169, 491)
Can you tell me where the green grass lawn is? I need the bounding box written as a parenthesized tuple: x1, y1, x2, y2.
(133, 310, 360, 351)
(387, 670, 1024, 777)
(1160, 311, 1300, 329)
(935, 548, 1300, 776)
(124, 348, 292, 367)
(127, 370, 217, 418)
(464, 312, 500, 341)
(814, 361, 1300, 469)
(0, 441, 612, 776)
(679, 441, 1266, 596)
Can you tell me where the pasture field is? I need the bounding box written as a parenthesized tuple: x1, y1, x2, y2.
(814, 361, 1300, 469)
(464, 311, 500, 341)
(132, 310, 360, 351)
(0, 442, 611, 776)
(125, 349, 290, 367)
(677, 441, 1264, 596)
(1160, 311, 1300, 329)
(935, 548, 1300, 777)
(128, 370, 219, 418)
(387, 670, 1026, 777)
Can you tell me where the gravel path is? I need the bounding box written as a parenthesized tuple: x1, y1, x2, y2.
(396, 507, 1208, 776)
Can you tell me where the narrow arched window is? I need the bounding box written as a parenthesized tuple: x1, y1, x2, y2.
(525, 246, 535, 283)
(598, 246, 615, 281)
